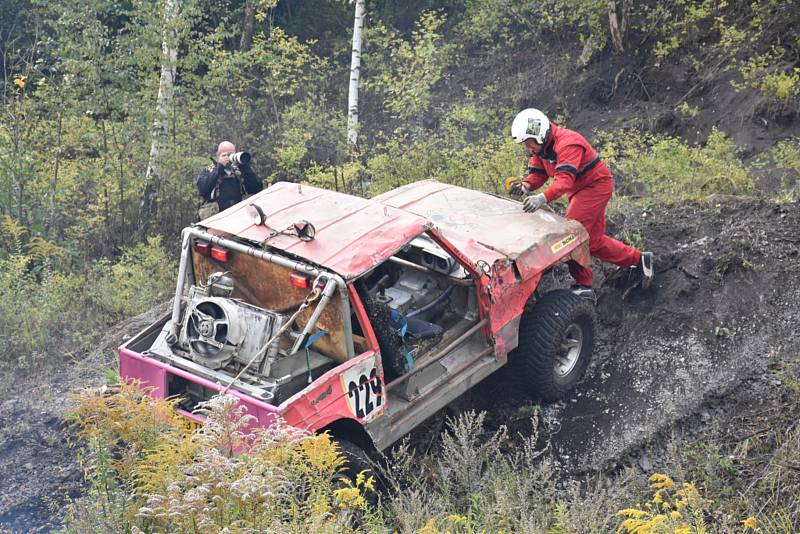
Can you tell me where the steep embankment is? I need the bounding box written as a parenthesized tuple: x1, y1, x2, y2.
(471, 196, 800, 472)
(551, 197, 800, 470)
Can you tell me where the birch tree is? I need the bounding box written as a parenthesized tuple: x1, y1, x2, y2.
(139, 0, 182, 237)
(347, 0, 365, 151)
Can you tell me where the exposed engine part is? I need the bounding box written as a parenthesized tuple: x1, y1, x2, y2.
(207, 271, 235, 297)
(179, 293, 281, 370)
(375, 269, 440, 315)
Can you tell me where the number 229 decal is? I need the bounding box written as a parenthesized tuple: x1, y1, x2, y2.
(341, 357, 384, 420)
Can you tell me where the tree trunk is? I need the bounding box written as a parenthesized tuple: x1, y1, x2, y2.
(138, 0, 181, 239)
(240, 0, 255, 51)
(608, 0, 630, 54)
(48, 109, 62, 239)
(347, 0, 365, 151)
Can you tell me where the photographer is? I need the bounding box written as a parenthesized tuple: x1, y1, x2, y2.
(196, 141, 263, 217)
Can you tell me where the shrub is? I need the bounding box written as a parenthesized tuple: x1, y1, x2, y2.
(597, 128, 753, 201)
(0, 252, 97, 364)
(365, 10, 453, 124)
(95, 235, 176, 319)
(63, 385, 376, 533)
(0, 230, 175, 366)
(758, 137, 800, 199)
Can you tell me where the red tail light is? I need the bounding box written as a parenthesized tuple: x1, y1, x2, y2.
(193, 240, 211, 256)
(210, 246, 229, 262)
(290, 273, 310, 288)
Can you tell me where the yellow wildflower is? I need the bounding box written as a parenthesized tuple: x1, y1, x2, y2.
(333, 486, 365, 510)
(741, 516, 757, 529)
(419, 518, 440, 534)
(649, 473, 676, 490)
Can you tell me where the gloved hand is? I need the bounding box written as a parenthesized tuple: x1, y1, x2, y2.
(505, 177, 530, 196)
(523, 193, 547, 212)
(211, 162, 226, 177)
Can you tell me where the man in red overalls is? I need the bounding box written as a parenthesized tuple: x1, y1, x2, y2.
(508, 108, 653, 298)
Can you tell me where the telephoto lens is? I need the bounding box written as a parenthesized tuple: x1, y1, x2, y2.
(229, 151, 251, 165)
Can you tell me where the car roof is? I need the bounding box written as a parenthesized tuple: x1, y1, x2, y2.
(373, 180, 587, 264)
(199, 182, 432, 280)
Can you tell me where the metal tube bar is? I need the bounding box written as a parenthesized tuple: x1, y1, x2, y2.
(169, 228, 193, 338)
(184, 227, 355, 359)
(288, 277, 337, 355)
(384, 317, 489, 391)
(387, 256, 474, 286)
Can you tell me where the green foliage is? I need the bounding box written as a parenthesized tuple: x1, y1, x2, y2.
(97, 235, 176, 318)
(0, 226, 174, 366)
(733, 46, 800, 110)
(365, 10, 454, 122)
(596, 128, 753, 201)
(0, 252, 92, 364)
(379, 410, 649, 533)
(757, 137, 800, 199)
(456, 0, 608, 51)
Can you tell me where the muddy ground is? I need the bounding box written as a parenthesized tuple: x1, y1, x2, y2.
(0, 198, 798, 533)
(0, 302, 172, 533)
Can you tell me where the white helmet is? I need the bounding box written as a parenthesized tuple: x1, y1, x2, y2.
(511, 108, 551, 144)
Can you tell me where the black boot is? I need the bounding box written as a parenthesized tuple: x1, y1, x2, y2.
(640, 251, 654, 288)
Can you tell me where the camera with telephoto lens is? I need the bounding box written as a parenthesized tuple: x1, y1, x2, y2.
(229, 151, 251, 165)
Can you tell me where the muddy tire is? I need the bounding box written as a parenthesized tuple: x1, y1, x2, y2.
(511, 289, 594, 401)
(333, 439, 379, 505)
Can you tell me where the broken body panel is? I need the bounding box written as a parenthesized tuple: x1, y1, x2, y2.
(119, 181, 590, 451)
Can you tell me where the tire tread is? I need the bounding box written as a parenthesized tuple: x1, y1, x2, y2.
(511, 289, 595, 401)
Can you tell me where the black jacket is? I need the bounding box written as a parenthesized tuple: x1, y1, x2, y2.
(196, 162, 263, 211)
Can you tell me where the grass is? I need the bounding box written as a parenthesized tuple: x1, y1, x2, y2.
(59, 357, 800, 533)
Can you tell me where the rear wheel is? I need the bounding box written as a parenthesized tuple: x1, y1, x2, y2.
(332, 439, 379, 506)
(510, 289, 594, 401)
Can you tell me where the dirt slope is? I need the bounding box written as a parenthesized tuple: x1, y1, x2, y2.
(547, 197, 800, 470)
(0, 199, 798, 533)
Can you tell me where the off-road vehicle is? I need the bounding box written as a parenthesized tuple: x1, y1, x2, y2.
(119, 180, 595, 456)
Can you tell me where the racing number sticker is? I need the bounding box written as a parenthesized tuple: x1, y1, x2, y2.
(341, 357, 384, 420)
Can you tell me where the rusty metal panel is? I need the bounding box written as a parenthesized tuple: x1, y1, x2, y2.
(193, 251, 348, 361)
(200, 182, 431, 280)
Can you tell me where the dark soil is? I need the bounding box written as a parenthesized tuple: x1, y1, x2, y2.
(0, 301, 172, 534)
(469, 196, 800, 473)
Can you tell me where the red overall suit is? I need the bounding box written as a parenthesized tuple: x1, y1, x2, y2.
(522, 124, 641, 286)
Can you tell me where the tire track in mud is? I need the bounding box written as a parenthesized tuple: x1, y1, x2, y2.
(544, 199, 800, 471)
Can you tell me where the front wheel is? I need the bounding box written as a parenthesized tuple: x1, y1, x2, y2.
(510, 289, 594, 401)
(332, 439, 380, 506)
